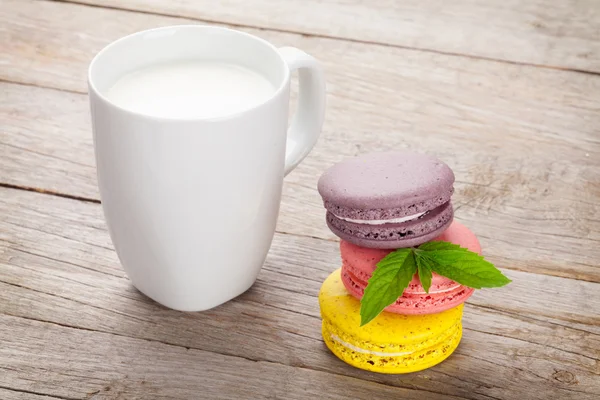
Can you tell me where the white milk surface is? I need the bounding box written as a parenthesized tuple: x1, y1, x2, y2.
(106, 61, 276, 119)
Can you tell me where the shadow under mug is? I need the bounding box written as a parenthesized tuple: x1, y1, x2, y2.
(88, 25, 325, 311)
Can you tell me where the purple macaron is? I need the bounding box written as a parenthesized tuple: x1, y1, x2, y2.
(317, 151, 454, 249)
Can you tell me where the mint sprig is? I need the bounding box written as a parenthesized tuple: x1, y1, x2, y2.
(359, 241, 511, 326)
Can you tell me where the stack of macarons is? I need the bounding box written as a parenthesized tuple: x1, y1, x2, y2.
(317, 151, 482, 374)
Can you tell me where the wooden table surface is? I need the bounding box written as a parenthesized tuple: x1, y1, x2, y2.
(1, 0, 599, 399)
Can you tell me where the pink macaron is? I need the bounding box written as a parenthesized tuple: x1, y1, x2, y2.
(340, 220, 481, 315)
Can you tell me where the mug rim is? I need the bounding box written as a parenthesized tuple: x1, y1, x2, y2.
(88, 24, 290, 122)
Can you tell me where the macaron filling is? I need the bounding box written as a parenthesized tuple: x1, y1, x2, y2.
(334, 211, 428, 225)
(329, 333, 415, 357)
(322, 189, 453, 221)
(326, 201, 453, 244)
(322, 314, 461, 358)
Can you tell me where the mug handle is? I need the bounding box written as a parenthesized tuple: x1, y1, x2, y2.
(278, 47, 326, 176)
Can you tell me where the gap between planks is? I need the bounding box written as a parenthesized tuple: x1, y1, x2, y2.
(0, 182, 340, 246)
(0, 386, 78, 400)
(0, 78, 86, 95)
(44, 0, 600, 77)
(0, 183, 100, 204)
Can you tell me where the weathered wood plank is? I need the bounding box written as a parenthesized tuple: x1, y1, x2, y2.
(1, 187, 599, 399)
(0, 83, 98, 200)
(2, 1, 599, 398)
(2, 315, 472, 400)
(59, 0, 600, 72)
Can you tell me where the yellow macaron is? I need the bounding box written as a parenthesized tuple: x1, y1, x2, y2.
(319, 269, 463, 374)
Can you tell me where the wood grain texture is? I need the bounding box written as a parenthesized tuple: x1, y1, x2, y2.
(1, 0, 599, 282)
(58, 0, 600, 72)
(2, 1, 600, 397)
(1, 187, 600, 399)
(3, 315, 471, 400)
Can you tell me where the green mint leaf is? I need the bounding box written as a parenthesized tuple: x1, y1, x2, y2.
(415, 252, 433, 293)
(360, 249, 416, 327)
(418, 241, 462, 252)
(417, 241, 511, 289)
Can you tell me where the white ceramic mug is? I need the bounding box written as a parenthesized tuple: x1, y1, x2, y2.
(88, 25, 325, 311)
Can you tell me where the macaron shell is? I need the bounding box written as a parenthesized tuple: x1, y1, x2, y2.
(320, 270, 463, 374)
(340, 220, 480, 314)
(327, 203, 453, 249)
(318, 151, 455, 213)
